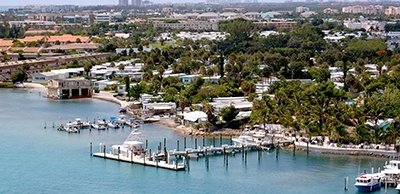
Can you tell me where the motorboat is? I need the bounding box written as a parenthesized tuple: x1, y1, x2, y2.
(91, 124, 106, 130)
(354, 173, 383, 192)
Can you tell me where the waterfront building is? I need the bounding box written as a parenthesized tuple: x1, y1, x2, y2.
(47, 78, 92, 99)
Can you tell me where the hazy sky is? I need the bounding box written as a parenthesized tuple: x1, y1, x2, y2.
(5, 0, 193, 6)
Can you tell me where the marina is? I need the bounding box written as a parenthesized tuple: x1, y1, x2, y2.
(2, 89, 400, 194)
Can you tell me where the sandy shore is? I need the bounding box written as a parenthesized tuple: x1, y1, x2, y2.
(16, 82, 47, 92)
(92, 91, 131, 108)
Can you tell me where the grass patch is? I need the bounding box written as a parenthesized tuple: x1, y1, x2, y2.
(0, 82, 15, 88)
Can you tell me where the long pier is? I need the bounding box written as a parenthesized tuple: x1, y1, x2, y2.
(90, 138, 292, 171)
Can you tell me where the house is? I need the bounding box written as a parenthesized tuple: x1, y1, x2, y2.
(47, 78, 92, 99)
(181, 74, 200, 84)
(32, 72, 65, 83)
(183, 111, 208, 126)
(93, 80, 120, 90)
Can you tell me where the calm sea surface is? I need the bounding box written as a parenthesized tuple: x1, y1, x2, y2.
(0, 89, 396, 194)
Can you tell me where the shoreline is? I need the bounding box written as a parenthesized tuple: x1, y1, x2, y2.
(293, 142, 400, 158)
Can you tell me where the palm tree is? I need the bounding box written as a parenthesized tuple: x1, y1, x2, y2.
(202, 102, 216, 128)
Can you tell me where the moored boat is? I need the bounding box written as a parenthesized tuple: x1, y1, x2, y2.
(354, 173, 383, 192)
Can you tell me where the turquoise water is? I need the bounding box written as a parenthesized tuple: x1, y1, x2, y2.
(0, 89, 396, 194)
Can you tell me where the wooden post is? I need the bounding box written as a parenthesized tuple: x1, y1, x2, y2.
(244, 148, 247, 164)
(145, 140, 148, 149)
(241, 145, 245, 161)
(159, 142, 162, 153)
(149, 149, 152, 162)
(258, 147, 261, 162)
(230, 136, 232, 145)
(90, 142, 92, 156)
(118, 146, 120, 160)
(226, 149, 228, 167)
(276, 141, 280, 159)
(195, 138, 198, 149)
(143, 151, 146, 165)
(205, 148, 209, 169)
(186, 151, 190, 171)
(307, 141, 309, 155)
(184, 137, 186, 150)
(177, 140, 180, 151)
(293, 141, 296, 156)
(223, 147, 226, 165)
(52, 122, 55, 128)
(203, 136, 205, 147)
(344, 176, 348, 190)
(131, 151, 133, 162)
(44, 121, 46, 129)
(103, 144, 106, 157)
(163, 138, 166, 148)
(219, 134, 222, 146)
(213, 137, 216, 147)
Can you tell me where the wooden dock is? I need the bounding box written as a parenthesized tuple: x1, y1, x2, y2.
(91, 138, 292, 171)
(92, 152, 186, 171)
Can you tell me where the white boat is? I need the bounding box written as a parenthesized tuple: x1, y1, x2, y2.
(232, 127, 270, 146)
(107, 122, 120, 129)
(91, 124, 106, 130)
(354, 173, 383, 192)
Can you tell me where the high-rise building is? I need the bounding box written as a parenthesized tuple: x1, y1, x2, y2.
(132, 0, 142, 6)
(119, 0, 129, 6)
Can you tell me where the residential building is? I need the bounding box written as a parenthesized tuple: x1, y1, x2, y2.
(153, 21, 219, 31)
(253, 19, 297, 29)
(342, 5, 383, 15)
(47, 78, 92, 99)
(323, 8, 339, 14)
(296, 6, 310, 13)
(385, 6, 400, 15)
(95, 12, 123, 24)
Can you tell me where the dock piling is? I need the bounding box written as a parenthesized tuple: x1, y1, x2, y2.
(177, 140, 180, 151)
(205, 148, 209, 169)
(344, 176, 348, 190)
(103, 144, 106, 157)
(213, 137, 216, 147)
(244, 148, 247, 164)
(219, 134, 222, 146)
(118, 147, 120, 160)
(230, 136, 232, 145)
(276, 141, 280, 159)
(52, 122, 55, 128)
(241, 145, 245, 161)
(186, 151, 190, 171)
(195, 138, 198, 149)
(258, 147, 261, 162)
(163, 138, 166, 148)
(203, 136, 205, 147)
(145, 140, 148, 149)
(184, 137, 186, 150)
(44, 121, 46, 129)
(90, 142, 92, 156)
(306, 141, 309, 155)
(293, 141, 296, 156)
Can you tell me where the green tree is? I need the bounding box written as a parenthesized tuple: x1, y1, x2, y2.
(219, 105, 239, 123)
